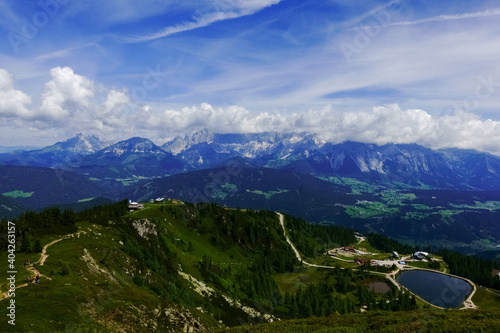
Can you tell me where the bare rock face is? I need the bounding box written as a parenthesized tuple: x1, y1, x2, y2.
(132, 219, 157, 240)
(81, 248, 117, 283)
(164, 305, 206, 332)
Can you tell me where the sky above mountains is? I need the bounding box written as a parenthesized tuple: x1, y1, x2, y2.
(1, 0, 500, 154)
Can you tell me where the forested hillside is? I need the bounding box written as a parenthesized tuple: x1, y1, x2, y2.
(1, 200, 499, 332)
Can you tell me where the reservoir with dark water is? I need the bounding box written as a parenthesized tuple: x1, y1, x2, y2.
(397, 270, 472, 308)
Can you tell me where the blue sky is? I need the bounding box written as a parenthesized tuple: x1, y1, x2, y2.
(1, 0, 500, 154)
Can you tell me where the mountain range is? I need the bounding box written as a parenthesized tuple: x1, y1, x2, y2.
(1, 129, 500, 191)
(1, 130, 500, 252)
(163, 129, 500, 191)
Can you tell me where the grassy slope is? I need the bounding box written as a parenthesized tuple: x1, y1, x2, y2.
(472, 285, 500, 310)
(1, 201, 499, 332)
(216, 309, 500, 333)
(0, 201, 296, 331)
(0, 206, 215, 331)
(0, 221, 173, 332)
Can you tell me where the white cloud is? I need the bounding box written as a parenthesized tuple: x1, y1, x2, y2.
(216, 0, 283, 12)
(136, 102, 500, 155)
(134, 4, 500, 119)
(124, 0, 284, 42)
(137, 103, 286, 135)
(103, 89, 130, 114)
(0, 68, 32, 119)
(39, 67, 95, 120)
(2, 67, 500, 155)
(124, 11, 243, 42)
(387, 8, 500, 27)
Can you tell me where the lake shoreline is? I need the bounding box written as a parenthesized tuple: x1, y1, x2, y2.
(397, 269, 474, 309)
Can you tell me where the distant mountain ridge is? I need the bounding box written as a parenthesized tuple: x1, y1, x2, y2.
(1, 130, 500, 190)
(46, 132, 110, 155)
(282, 141, 500, 190)
(69, 137, 191, 193)
(162, 129, 318, 169)
(0, 133, 110, 167)
(2, 131, 500, 253)
(0, 145, 41, 154)
(165, 130, 500, 190)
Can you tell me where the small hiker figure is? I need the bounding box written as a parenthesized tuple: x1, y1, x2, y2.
(35, 274, 40, 284)
(33, 262, 36, 269)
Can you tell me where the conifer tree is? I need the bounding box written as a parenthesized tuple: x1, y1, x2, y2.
(20, 234, 31, 253)
(33, 238, 42, 253)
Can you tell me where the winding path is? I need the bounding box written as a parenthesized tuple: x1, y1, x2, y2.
(278, 213, 333, 269)
(277, 212, 478, 310)
(0, 232, 79, 301)
(39, 237, 65, 266)
(279, 212, 382, 276)
(484, 288, 500, 297)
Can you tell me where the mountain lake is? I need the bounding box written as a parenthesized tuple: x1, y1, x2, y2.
(397, 270, 472, 308)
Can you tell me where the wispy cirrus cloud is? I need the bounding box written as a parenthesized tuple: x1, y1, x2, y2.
(123, 11, 243, 43)
(386, 7, 500, 27)
(123, 0, 284, 42)
(1, 0, 500, 151)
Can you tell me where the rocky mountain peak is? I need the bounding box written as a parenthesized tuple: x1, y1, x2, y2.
(103, 137, 165, 156)
(41, 133, 109, 155)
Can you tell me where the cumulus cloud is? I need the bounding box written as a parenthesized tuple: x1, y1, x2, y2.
(39, 67, 95, 120)
(0, 69, 32, 119)
(103, 89, 130, 114)
(1, 67, 500, 155)
(137, 102, 288, 135)
(136, 102, 500, 155)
